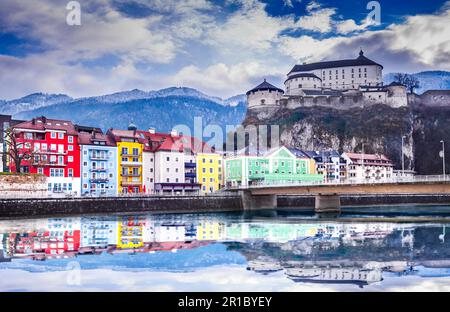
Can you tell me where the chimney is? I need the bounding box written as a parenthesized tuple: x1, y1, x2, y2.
(148, 128, 156, 134)
(32, 118, 36, 125)
(170, 129, 178, 137)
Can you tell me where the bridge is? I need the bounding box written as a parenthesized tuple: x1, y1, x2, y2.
(228, 175, 450, 213)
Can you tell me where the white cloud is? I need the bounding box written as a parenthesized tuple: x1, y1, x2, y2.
(171, 62, 287, 98)
(296, 7, 336, 33)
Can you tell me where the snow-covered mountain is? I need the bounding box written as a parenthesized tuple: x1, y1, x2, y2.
(0, 87, 248, 133)
(0, 93, 73, 115)
(383, 71, 450, 94)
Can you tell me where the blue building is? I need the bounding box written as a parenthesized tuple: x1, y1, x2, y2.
(77, 126, 117, 196)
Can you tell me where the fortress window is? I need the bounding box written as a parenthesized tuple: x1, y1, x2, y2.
(298, 84, 302, 88)
(260, 99, 265, 105)
(342, 75, 345, 79)
(359, 68, 361, 72)
(336, 70, 338, 74)
(359, 74, 361, 78)
(352, 74, 354, 78)
(352, 68, 354, 73)
(364, 68, 367, 72)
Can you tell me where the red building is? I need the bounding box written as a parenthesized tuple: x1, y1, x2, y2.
(10, 116, 82, 195)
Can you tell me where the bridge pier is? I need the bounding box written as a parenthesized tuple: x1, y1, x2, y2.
(315, 194, 341, 213)
(240, 191, 277, 211)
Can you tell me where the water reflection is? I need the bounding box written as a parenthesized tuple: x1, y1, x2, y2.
(1, 211, 450, 291)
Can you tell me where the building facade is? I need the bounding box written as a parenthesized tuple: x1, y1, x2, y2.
(78, 126, 117, 196)
(342, 152, 394, 183)
(225, 146, 323, 187)
(108, 126, 144, 194)
(10, 117, 81, 196)
(304, 150, 347, 183)
(196, 153, 223, 194)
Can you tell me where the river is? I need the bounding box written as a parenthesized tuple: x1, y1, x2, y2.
(2, 205, 450, 291)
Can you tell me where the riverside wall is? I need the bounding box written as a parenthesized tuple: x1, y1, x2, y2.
(1, 194, 450, 218)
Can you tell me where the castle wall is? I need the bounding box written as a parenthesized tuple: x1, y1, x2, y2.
(285, 76, 321, 96)
(417, 90, 450, 107)
(248, 90, 283, 108)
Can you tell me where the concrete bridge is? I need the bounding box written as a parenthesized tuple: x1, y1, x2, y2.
(231, 175, 450, 213)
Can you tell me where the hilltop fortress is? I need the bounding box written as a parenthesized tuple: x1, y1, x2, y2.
(247, 50, 450, 112)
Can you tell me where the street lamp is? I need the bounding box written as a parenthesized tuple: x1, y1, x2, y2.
(401, 136, 406, 176)
(441, 140, 446, 179)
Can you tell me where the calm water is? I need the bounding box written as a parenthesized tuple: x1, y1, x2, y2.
(3, 205, 450, 292)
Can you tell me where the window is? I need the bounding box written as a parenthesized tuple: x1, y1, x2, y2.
(210, 168, 213, 173)
(58, 133, 64, 140)
(166, 156, 170, 161)
(68, 169, 73, 177)
(132, 148, 139, 155)
(121, 147, 128, 155)
(68, 156, 73, 162)
(51, 132, 56, 139)
(68, 145, 73, 151)
(68, 136, 73, 143)
(166, 168, 170, 173)
(38, 168, 44, 175)
(166, 178, 170, 182)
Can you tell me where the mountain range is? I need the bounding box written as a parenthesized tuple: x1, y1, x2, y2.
(0, 87, 247, 133)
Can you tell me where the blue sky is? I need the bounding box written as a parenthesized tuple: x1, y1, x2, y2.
(0, 0, 449, 99)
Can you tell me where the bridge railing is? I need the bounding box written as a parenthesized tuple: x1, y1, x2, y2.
(239, 174, 450, 189)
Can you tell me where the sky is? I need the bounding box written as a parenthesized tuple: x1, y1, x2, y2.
(0, 0, 449, 99)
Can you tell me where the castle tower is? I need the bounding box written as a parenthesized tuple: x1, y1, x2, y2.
(246, 79, 284, 109)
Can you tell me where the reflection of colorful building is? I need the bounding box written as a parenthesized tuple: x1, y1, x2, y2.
(80, 217, 118, 248)
(117, 216, 145, 249)
(196, 221, 225, 241)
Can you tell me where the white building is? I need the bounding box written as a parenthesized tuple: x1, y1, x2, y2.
(342, 152, 394, 183)
(287, 50, 383, 92)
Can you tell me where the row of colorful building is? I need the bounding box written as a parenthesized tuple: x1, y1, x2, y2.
(0, 114, 404, 197)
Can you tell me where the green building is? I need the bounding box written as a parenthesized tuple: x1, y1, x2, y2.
(225, 146, 324, 187)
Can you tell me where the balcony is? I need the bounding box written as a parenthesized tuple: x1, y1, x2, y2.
(90, 178, 109, 183)
(121, 173, 140, 177)
(35, 149, 67, 155)
(33, 161, 67, 167)
(121, 153, 140, 157)
(90, 167, 107, 172)
(121, 181, 142, 186)
(185, 162, 196, 168)
(89, 154, 108, 160)
(121, 161, 142, 166)
(185, 172, 196, 179)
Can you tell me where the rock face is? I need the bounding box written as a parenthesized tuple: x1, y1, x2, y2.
(242, 92, 450, 175)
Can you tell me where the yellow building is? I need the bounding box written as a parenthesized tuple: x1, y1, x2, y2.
(196, 153, 223, 194)
(117, 216, 144, 249)
(107, 127, 144, 194)
(196, 221, 225, 241)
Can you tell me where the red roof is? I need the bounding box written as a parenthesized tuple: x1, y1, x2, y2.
(13, 116, 78, 135)
(135, 130, 214, 153)
(78, 131, 115, 146)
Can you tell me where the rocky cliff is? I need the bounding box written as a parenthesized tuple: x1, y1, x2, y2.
(242, 92, 450, 175)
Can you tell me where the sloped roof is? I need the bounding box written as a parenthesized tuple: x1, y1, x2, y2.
(288, 51, 383, 75)
(78, 131, 115, 146)
(136, 131, 213, 153)
(13, 116, 78, 135)
(344, 152, 393, 164)
(287, 148, 311, 159)
(246, 79, 284, 95)
(285, 73, 322, 84)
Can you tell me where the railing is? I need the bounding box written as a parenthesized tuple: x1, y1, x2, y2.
(239, 175, 450, 189)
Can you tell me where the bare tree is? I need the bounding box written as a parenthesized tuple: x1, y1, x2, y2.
(1, 127, 36, 173)
(393, 73, 421, 94)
